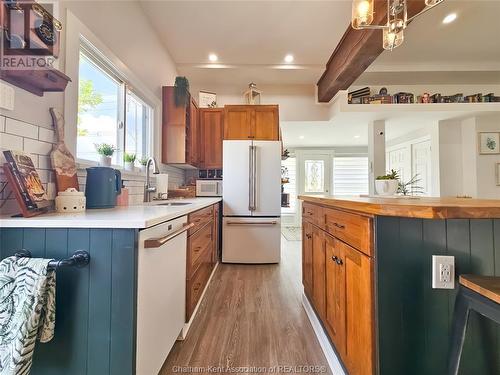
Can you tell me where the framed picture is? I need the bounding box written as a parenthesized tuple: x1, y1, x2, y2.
(496, 163, 500, 186)
(198, 91, 217, 108)
(478, 132, 500, 154)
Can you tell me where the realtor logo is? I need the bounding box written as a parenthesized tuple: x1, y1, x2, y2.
(0, 1, 60, 70)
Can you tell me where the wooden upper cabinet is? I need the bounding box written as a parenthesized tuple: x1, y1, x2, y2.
(161, 86, 199, 167)
(199, 108, 224, 169)
(253, 105, 279, 140)
(302, 221, 314, 299)
(325, 234, 346, 359)
(223, 105, 279, 141)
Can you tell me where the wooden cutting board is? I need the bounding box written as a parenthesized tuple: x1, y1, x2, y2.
(49, 108, 79, 192)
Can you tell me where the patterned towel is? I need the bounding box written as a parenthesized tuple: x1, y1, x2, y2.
(0, 257, 56, 375)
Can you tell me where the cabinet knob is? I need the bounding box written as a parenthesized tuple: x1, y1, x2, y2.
(306, 233, 312, 239)
(336, 258, 343, 266)
(332, 256, 338, 262)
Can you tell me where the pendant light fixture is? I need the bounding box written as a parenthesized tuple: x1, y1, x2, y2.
(351, 0, 444, 50)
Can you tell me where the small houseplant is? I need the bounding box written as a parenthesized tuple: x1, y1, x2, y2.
(123, 153, 136, 172)
(139, 156, 149, 172)
(174, 76, 190, 107)
(375, 169, 399, 196)
(95, 143, 115, 167)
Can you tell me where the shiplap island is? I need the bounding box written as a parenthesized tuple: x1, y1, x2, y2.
(299, 195, 500, 375)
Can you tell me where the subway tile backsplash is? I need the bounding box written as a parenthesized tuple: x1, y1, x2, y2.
(0, 114, 185, 216)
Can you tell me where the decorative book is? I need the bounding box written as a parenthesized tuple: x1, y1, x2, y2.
(2, 150, 49, 217)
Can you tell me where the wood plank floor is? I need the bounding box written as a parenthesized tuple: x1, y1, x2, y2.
(160, 236, 331, 374)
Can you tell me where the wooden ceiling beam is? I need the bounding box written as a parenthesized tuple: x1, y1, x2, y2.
(317, 0, 427, 103)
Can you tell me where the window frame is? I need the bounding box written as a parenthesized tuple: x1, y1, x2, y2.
(64, 10, 160, 172)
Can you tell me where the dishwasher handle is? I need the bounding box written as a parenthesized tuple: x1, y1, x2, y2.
(144, 222, 194, 249)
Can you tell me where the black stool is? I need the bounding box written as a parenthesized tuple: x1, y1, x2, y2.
(448, 275, 500, 375)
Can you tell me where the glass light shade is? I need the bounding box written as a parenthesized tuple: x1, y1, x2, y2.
(383, 27, 404, 50)
(425, 0, 443, 6)
(352, 0, 374, 29)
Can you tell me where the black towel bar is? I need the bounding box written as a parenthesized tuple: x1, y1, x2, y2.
(14, 250, 91, 271)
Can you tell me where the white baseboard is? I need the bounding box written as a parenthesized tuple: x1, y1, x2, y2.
(178, 261, 220, 340)
(302, 293, 346, 375)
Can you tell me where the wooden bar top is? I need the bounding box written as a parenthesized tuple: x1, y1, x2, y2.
(299, 195, 500, 219)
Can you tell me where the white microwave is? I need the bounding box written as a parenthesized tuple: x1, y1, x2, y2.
(196, 180, 222, 197)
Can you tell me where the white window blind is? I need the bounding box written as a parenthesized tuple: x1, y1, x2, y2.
(281, 157, 297, 214)
(333, 156, 369, 196)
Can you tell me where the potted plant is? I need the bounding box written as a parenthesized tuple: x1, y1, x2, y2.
(139, 156, 149, 172)
(174, 76, 190, 107)
(95, 143, 115, 167)
(123, 153, 136, 172)
(375, 169, 400, 196)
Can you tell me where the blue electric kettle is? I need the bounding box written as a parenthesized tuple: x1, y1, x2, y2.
(85, 167, 122, 208)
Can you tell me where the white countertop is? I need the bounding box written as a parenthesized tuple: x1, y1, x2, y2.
(0, 198, 222, 229)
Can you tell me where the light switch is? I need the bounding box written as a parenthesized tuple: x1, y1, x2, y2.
(0, 81, 15, 111)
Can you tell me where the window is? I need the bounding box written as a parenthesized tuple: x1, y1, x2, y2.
(76, 41, 152, 165)
(304, 159, 325, 193)
(281, 157, 297, 214)
(333, 156, 369, 196)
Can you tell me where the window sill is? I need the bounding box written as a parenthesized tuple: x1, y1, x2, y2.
(76, 159, 147, 179)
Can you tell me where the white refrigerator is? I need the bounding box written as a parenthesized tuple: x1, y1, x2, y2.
(222, 140, 281, 263)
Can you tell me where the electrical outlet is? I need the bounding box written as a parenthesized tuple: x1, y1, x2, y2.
(432, 255, 455, 289)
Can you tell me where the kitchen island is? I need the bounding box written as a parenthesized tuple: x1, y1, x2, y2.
(299, 195, 500, 375)
(0, 197, 221, 375)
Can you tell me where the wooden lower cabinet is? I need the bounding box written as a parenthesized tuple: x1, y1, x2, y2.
(302, 203, 374, 375)
(186, 203, 220, 321)
(302, 222, 313, 298)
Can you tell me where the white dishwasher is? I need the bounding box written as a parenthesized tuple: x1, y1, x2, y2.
(136, 215, 193, 375)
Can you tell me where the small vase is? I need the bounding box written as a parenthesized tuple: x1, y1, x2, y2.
(375, 180, 399, 196)
(124, 162, 135, 172)
(99, 155, 112, 167)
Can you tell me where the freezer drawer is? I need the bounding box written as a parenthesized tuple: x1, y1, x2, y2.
(222, 217, 281, 263)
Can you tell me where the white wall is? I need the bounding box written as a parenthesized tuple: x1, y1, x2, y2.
(439, 114, 500, 198)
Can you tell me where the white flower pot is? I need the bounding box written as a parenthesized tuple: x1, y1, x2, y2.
(99, 155, 112, 167)
(375, 179, 399, 196)
(124, 162, 135, 172)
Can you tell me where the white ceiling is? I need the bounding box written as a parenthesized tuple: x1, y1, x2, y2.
(140, 0, 351, 85)
(140, 0, 500, 86)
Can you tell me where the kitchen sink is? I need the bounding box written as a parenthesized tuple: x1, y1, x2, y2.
(157, 202, 192, 206)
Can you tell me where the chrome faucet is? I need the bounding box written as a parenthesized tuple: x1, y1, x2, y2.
(144, 157, 160, 202)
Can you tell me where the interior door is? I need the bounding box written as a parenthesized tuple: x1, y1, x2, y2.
(387, 147, 409, 182)
(222, 140, 251, 216)
(299, 154, 332, 196)
(411, 140, 432, 196)
(252, 141, 281, 216)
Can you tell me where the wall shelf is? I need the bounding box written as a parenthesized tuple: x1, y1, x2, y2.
(0, 68, 71, 97)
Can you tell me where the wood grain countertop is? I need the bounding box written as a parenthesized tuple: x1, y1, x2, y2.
(299, 195, 500, 219)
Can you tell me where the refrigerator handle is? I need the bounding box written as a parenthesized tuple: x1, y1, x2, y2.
(248, 145, 254, 211)
(252, 145, 257, 211)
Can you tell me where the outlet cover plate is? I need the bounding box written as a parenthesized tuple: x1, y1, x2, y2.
(432, 255, 455, 289)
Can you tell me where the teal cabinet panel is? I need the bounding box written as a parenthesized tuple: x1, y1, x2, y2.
(0, 228, 138, 375)
(376, 217, 500, 375)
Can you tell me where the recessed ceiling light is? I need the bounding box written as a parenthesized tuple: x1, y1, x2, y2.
(299, 135, 305, 139)
(442, 13, 457, 24)
(354, 135, 361, 139)
(284, 54, 294, 63)
(208, 53, 218, 62)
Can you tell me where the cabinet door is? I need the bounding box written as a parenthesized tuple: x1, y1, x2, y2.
(253, 105, 279, 140)
(312, 226, 326, 319)
(302, 221, 313, 299)
(212, 203, 220, 265)
(341, 240, 374, 375)
(224, 106, 252, 140)
(188, 98, 199, 166)
(325, 235, 346, 358)
(200, 109, 224, 169)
